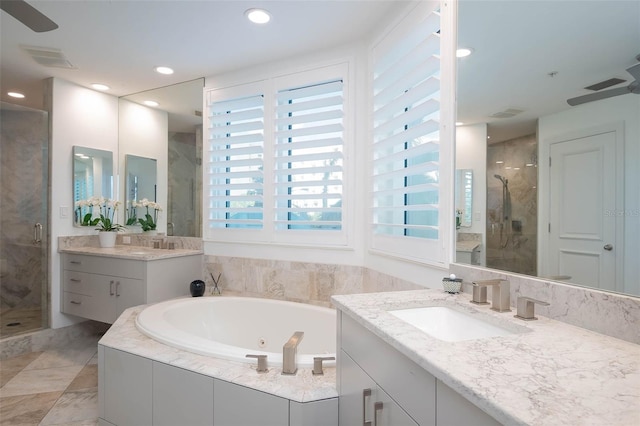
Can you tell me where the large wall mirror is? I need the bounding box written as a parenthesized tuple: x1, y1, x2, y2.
(73, 146, 113, 226)
(455, 1, 640, 297)
(125, 154, 157, 226)
(119, 78, 204, 236)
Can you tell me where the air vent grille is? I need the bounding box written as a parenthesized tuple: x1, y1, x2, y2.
(490, 108, 524, 119)
(21, 45, 75, 69)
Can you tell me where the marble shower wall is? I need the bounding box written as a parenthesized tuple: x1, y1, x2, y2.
(0, 104, 48, 312)
(486, 134, 537, 276)
(168, 129, 202, 237)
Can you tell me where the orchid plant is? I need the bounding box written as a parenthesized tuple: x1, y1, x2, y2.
(75, 197, 124, 232)
(136, 198, 162, 232)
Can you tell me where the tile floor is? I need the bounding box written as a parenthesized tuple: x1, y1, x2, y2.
(0, 335, 99, 425)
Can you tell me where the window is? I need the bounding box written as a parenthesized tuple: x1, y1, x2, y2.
(205, 64, 349, 245)
(207, 87, 265, 230)
(274, 79, 344, 231)
(370, 1, 444, 262)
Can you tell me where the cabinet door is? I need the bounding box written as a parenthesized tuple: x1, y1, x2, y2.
(152, 361, 214, 426)
(102, 347, 152, 426)
(213, 378, 289, 426)
(340, 350, 417, 426)
(436, 380, 501, 426)
(113, 277, 145, 321)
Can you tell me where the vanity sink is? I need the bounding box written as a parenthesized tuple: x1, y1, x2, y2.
(388, 306, 517, 342)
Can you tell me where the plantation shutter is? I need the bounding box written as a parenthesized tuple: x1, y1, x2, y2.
(273, 79, 344, 231)
(206, 92, 265, 230)
(371, 1, 442, 258)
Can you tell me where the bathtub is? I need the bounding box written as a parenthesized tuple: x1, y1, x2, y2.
(135, 296, 336, 368)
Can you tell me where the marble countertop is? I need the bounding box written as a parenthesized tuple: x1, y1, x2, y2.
(98, 305, 337, 403)
(59, 245, 203, 261)
(332, 290, 640, 426)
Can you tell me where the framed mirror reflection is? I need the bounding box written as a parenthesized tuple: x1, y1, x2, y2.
(125, 154, 157, 229)
(73, 146, 114, 227)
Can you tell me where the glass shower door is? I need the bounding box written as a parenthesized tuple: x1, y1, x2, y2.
(0, 102, 49, 338)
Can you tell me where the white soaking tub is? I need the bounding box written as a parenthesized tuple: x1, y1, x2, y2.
(136, 296, 336, 368)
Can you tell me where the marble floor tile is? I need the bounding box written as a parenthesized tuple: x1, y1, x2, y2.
(0, 367, 23, 388)
(0, 390, 62, 425)
(0, 365, 83, 397)
(24, 344, 97, 370)
(39, 390, 98, 425)
(66, 365, 98, 392)
(0, 351, 42, 371)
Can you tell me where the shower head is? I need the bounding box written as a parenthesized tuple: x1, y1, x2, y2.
(494, 174, 507, 185)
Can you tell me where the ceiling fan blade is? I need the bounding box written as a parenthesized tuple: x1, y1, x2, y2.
(567, 86, 632, 106)
(626, 62, 640, 82)
(0, 0, 58, 32)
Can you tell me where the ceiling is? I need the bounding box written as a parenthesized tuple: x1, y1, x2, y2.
(1, 0, 401, 109)
(1, 1, 639, 142)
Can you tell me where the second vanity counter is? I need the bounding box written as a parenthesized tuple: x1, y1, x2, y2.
(332, 290, 640, 425)
(59, 244, 203, 261)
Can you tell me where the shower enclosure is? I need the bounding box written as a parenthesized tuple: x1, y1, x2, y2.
(0, 102, 49, 338)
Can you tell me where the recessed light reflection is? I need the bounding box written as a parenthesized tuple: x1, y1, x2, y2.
(155, 66, 174, 75)
(91, 83, 110, 91)
(8, 92, 25, 98)
(144, 100, 159, 107)
(456, 48, 474, 58)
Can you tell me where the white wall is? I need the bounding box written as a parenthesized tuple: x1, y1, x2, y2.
(45, 78, 119, 328)
(538, 94, 640, 296)
(455, 123, 487, 264)
(118, 99, 168, 232)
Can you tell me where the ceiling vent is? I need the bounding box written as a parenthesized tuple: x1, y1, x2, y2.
(584, 78, 626, 92)
(21, 45, 75, 69)
(490, 108, 524, 119)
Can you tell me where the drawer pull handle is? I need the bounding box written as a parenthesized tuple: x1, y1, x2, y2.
(109, 280, 115, 296)
(115, 281, 121, 297)
(363, 388, 372, 426)
(374, 401, 383, 426)
(70, 278, 81, 283)
(70, 300, 81, 305)
(70, 261, 82, 265)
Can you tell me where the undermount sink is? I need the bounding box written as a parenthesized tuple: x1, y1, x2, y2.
(388, 306, 518, 342)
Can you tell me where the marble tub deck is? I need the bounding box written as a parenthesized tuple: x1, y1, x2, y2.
(100, 304, 338, 404)
(0, 336, 99, 425)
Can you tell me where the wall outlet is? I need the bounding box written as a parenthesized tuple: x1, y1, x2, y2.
(122, 236, 131, 244)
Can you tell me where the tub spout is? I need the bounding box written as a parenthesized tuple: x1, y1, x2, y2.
(282, 331, 304, 375)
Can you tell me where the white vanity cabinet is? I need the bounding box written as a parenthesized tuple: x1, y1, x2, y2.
(338, 311, 500, 426)
(62, 252, 202, 324)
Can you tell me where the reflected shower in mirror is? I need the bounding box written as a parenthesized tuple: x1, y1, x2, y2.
(119, 78, 203, 237)
(125, 154, 157, 228)
(455, 0, 640, 296)
(73, 146, 113, 226)
(455, 169, 473, 228)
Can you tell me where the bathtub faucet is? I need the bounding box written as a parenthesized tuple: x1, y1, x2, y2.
(282, 331, 304, 375)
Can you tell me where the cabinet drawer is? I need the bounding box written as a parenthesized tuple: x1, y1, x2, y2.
(63, 270, 109, 296)
(64, 254, 144, 279)
(341, 313, 436, 426)
(63, 291, 113, 323)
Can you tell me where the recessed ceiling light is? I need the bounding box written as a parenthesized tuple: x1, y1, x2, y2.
(91, 83, 110, 91)
(155, 66, 174, 75)
(144, 100, 159, 107)
(8, 92, 25, 98)
(456, 48, 474, 58)
(245, 8, 271, 24)
(455, 121, 464, 126)
(496, 161, 504, 164)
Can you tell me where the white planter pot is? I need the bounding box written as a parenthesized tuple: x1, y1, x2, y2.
(144, 230, 158, 236)
(98, 231, 117, 248)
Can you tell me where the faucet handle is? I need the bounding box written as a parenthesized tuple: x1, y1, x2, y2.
(312, 356, 336, 376)
(515, 296, 550, 321)
(246, 354, 268, 373)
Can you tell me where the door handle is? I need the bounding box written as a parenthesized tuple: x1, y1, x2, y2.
(115, 281, 121, 297)
(604, 244, 613, 251)
(33, 223, 42, 244)
(109, 280, 115, 296)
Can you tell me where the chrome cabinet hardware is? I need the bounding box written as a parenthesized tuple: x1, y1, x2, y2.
(33, 223, 43, 244)
(374, 401, 383, 425)
(362, 388, 372, 426)
(604, 244, 613, 251)
(515, 296, 549, 321)
(70, 300, 81, 305)
(109, 280, 115, 296)
(115, 281, 121, 297)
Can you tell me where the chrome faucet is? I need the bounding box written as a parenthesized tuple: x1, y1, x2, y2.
(514, 296, 549, 320)
(472, 279, 511, 312)
(282, 331, 304, 375)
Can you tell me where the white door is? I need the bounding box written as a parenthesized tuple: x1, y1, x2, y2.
(548, 130, 620, 291)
